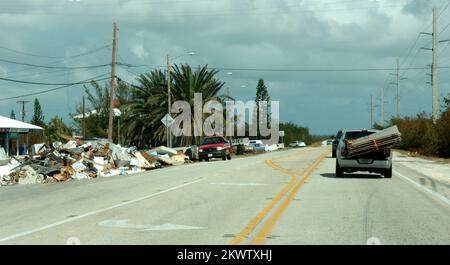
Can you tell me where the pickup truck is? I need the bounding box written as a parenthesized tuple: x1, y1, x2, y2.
(335, 129, 392, 178)
(198, 136, 232, 162)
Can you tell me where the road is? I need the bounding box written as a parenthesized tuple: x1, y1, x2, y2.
(0, 146, 449, 245)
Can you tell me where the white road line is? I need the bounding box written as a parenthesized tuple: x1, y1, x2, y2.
(98, 219, 207, 231)
(209, 182, 269, 186)
(394, 170, 450, 206)
(0, 178, 203, 243)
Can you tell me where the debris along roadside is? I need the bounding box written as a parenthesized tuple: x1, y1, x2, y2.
(0, 138, 191, 186)
(345, 126, 402, 158)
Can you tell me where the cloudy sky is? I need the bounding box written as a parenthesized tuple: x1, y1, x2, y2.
(0, 0, 449, 135)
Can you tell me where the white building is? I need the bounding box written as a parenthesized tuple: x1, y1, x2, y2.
(0, 116, 43, 157)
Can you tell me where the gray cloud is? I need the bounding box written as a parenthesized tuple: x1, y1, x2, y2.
(0, 0, 449, 134)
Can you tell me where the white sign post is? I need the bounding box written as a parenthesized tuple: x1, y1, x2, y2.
(161, 114, 174, 147)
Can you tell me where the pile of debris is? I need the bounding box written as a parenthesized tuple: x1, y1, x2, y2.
(0, 139, 190, 186)
(345, 126, 402, 158)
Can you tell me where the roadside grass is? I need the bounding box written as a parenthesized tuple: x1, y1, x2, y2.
(393, 148, 450, 164)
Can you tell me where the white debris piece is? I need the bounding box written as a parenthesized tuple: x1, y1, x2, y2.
(0, 147, 7, 160)
(72, 159, 87, 172)
(18, 165, 39, 185)
(62, 140, 78, 149)
(52, 141, 63, 149)
(72, 172, 90, 180)
(93, 156, 105, 171)
(266, 144, 279, 152)
(151, 146, 178, 156)
(31, 144, 46, 155)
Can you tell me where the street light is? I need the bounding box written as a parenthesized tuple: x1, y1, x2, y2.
(166, 51, 195, 148)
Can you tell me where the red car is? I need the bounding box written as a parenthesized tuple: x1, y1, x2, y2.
(198, 136, 232, 161)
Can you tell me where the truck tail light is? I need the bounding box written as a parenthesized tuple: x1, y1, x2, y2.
(384, 148, 391, 157)
(341, 148, 347, 157)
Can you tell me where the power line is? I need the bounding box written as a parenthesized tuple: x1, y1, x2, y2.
(123, 63, 450, 72)
(0, 46, 60, 59)
(437, 0, 450, 19)
(206, 66, 450, 72)
(0, 57, 110, 70)
(0, 73, 110, 101)
(0, 73, 109, 86)
(0, 44, 111, 59)
(0, 44, 111, 78)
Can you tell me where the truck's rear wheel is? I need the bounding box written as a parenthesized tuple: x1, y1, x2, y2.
(335, 160, 343, 177)
(384, 166, 392, 178)
(332, 150, 336, 158)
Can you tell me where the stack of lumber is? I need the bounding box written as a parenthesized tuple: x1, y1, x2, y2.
(346, 126, 402, 158)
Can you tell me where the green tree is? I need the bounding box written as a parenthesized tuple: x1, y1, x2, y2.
(279, 122, 312, 145)
(10, 109, 16, 120)
(254, 78, 271, 138)
(121, 64, 225, 148)
(71, 80, 132, 141)
(30, 98, 46, 128)
(45, 116, 72, 142)
(436, 93, 450, 157)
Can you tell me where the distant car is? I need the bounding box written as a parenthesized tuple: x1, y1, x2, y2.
(198, 136, 232, 161)
(251, 143, 267, 153)
(247, 140, 264, 146)
(332, 130, 343, 158)
(335, 129, 392, 178)
(326, 139, 333, 145)
(289, 141, 306, 148)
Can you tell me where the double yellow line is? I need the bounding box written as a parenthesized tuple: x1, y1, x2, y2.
(229, 149, 329, 245)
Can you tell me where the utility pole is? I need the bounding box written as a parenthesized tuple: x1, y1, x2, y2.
(431, 7, 438, 123)
(380, 87, 384, 127)
(166, 54, 171, 148)
(82, 95, 86, 138)
(390, 58, 405, 118)
(396, 59, 400, 118)
(370, 95, 373, 128)
(17, 100, 29, 122)
(226, 87, 233, 142)
(420, 8, 450, 122)
(108, 22, 118, 142)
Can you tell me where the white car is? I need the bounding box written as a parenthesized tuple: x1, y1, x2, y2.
(289, 141, 306, 148)
(335, 129, 392, 178)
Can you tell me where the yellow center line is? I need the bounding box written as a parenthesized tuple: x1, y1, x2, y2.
(229, 149, 329, 245)
(251, 150, 329, 244)
(229, 159, 298, 245)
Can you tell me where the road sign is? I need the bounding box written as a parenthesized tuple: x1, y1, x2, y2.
(279, 131, 285, 137)
(161, 113, 174, 127)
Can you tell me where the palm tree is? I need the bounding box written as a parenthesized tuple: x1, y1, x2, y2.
(71, 80, 132, 140)
(121, 64, 225, 148)
(121, 69, 167, 148)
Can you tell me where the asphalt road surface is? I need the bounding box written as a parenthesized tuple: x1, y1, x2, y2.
(0, 146, 449, 245)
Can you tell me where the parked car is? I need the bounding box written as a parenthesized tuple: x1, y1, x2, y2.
(198, 136, 232, 161)
(335, 129, 393, 178)
(247, 140, 264, 146)
(289, 141, 306, 148)
(251, 143, 267, 153)
(332, 129, 343, 158)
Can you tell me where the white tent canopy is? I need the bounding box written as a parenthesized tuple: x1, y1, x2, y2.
(0, 116, 43, 132)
